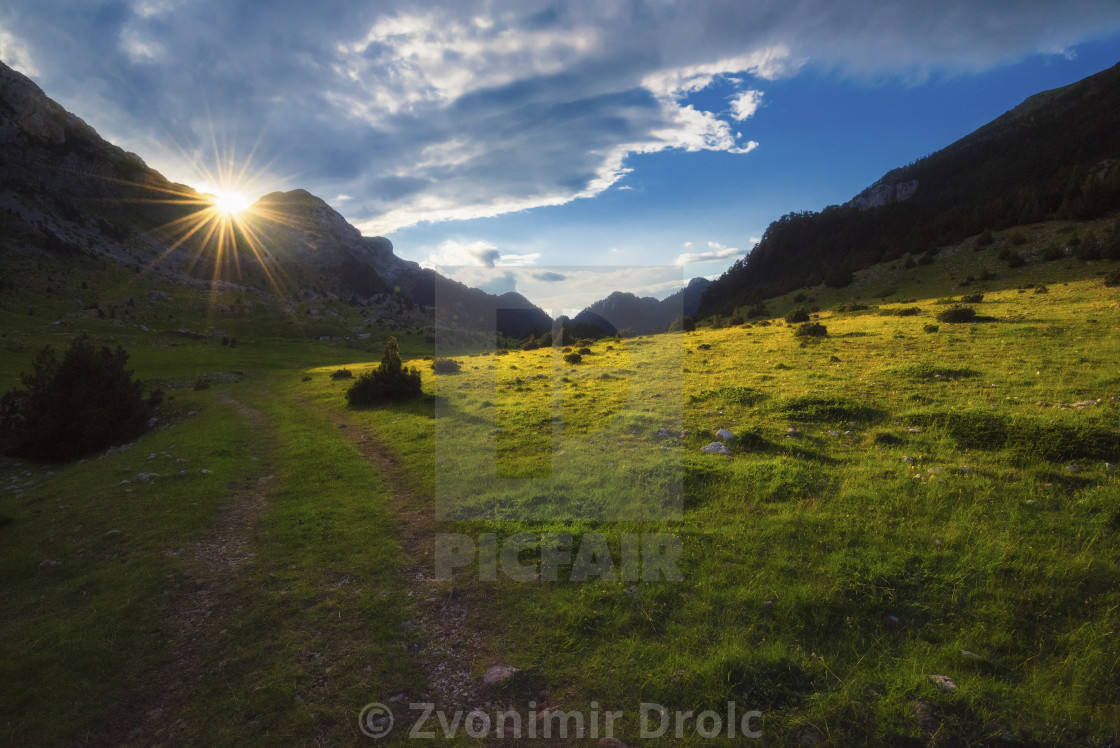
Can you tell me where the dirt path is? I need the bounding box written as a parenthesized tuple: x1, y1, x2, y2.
(326, 410, 502, 713)
(103, 395, 276, 747)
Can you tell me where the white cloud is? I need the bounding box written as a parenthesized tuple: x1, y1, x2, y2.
(729, 89, 763, 120)
(421, 238, 539, 269)
(119, 27, 164, 63)
(674, 241, 745, 266)
(0, 26, 38, 76)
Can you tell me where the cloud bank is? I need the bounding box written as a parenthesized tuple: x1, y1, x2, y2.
(2, 0, 1119, 235)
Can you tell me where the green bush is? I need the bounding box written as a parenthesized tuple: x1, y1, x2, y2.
(793, 322, 828, 338)
(785, 306, 810, 323)
(346, 337, 421, 407)
(0, 337, 150, 461)
(1104, 269, 1120, 287)
(330, 368, 354, 379)
(937, 305, 976, 323)
(975, 228, 994, 246)
(960, 292, 984, 304)
(833, 300, 869, 312)
(879, 306, 921, 317)
(923, 324, 939, 333)
(431, 358, 462, 374)
(576, 347, 592, 355)
(1041, 244, 1064, 261)
(563, 352, 583, 365)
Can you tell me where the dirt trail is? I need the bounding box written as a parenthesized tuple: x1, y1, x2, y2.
(103, 395, 276, 747)
(326, 410, 502, 713)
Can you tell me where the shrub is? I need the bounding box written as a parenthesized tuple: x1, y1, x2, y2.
(960, 292, 984, 303)
(0, 337, 150, 461)
(903, 255, 916, 269)
(975, 228, 994, 246)
(1010, 232, 1027, 245)
(923, 324, 939, 333)
(1104, 269, 1120, 287)
(833, 300, 869, 312)
(794, 322, 828, 338)
(880, 306, 921, 317)
(346, 336, 422, 407)
(331, 368, 354, 379)
(1040, 244, 1064, 261)
(563, 352, 583, 365)
(728, 315, 745, 326)
(193, 378, 210, 391)
(785, 306, 810, 323)
(792, 292, 807, 303)
(1034, 284, 1049, 294)
(576, 347, 592, 355)
(1005, 251, 1025, 268)
(936, 305, 976, 323)
(431, 358, 462, 374)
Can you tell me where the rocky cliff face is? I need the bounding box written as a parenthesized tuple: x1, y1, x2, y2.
(251, 189, 417, 288)
(846, 173, 919, 210)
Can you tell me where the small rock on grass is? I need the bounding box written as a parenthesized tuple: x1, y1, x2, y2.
(715, 428, 735, 441)
(482, 663, 519, 686)
(39, 559, 61, 569)
(928, 674, 957, 691)
(701, 442, 731, 456)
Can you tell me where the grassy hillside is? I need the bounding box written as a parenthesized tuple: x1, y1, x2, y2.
(1, 217, 1118, 745)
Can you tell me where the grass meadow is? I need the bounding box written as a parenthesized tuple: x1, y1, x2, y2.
(1, 221, 1119, 744)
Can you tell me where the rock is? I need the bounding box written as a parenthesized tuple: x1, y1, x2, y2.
(598, 738, 634, 748)
(137, 472, 159, 482)
(786, 427, 799, 436)
(400, 621, 415, 631)
(482, 663, 519, 686)
(200, 469, 213, 475)
(927, 467, 944, 474)
(701, 442, 731, 456)
(902, 456, 916, 464)
(928, 674, 957, 691)
(625, 586, 638, 597)
(1066, 464, 1081, 473)
(883, 613, 905, 629)
(959, 465, 972, 475)
(716, 428, 735, 441)
(106, 529, 121, 536)
(655, 428, 672, 439)
(961, 650, 981, 659)
(39, 559, 61, 568)
(1105, 462, 1115, 471)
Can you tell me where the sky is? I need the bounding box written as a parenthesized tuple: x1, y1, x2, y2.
(3, 1, 1120, 310)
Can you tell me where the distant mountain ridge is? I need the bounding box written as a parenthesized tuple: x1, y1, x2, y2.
(699, 60, 1120, 315)
(573, 276, 711, 334)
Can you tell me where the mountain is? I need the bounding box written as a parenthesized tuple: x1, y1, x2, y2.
(0, 60, 551, 338)
(574, 276, 712, 335)
(699, 60, 1120, 316)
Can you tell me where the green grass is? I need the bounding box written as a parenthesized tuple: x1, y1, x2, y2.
(1, 217, 1119, 744)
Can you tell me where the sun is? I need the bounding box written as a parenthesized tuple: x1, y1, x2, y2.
(208, 189, 252, 215)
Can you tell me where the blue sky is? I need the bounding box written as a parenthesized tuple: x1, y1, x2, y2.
(3, 2, 1120, 309)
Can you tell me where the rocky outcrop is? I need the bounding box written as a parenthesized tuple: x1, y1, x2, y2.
(846, 175, 919, 210)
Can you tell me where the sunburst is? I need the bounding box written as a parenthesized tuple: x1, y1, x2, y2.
(105, 139, 307, 305)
